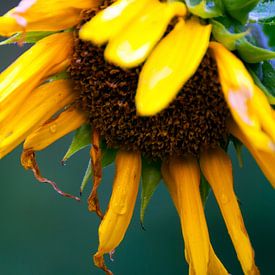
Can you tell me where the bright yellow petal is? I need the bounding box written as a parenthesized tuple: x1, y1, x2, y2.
(104, 1, 187, 68)
(23, 106, 87, 152)
(136, 18, 211, 116)
(209, 42, 275, 153)
(0, 32, 73, 123)
(0, 80, 76, 158)
(162, 157, 210, 274)
(228, 119, 275, 188)
(94, 150, 141, 274)
(200, 148, 259, 275)
(162, 159, 228, 275)
(80, 0, 149, 45)
(0, 0, 98, 36)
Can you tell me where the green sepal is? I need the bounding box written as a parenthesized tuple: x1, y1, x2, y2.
(100, 141, 117, 167)
(231, 137, 244, 167)
(80, 160, 92, 195)
(248, 62, 275, 105)
(200, 173, 211, 207)
(249, 1, 275, 24)
(222, 0, 260, 24)
(0, 31, 56, 45)
(140, 158, 162, 226)
(185, 0, 224, 18)
(47, 71, 70, 82)
(211, 19, 248, 50)
(236, 37, 275, 63)
(63, 124, 91, 162)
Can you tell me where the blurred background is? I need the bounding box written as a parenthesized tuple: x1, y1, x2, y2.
(0, 1, 275, 274)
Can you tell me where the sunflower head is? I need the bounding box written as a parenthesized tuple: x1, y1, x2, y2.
(0, 0, 274, 274)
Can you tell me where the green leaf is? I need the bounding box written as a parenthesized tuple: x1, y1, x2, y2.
(222, 0, 260, 23)
(262, 60, 275, 94)
(249, 1, 275, 24)
(0, 31, 55, 45)
(80, 160, 92, 195)
(185, 0, 224, 18)
(247, 67, 275, 105)
(200, 173, 211, 206)
(140, 159, 162, 226)
(211, 19, 248, 50)
(236, 37, 275, 63)
(101, 142, 117, 167)
(63, 124, 91, 162)
(232, 137, 244, 167)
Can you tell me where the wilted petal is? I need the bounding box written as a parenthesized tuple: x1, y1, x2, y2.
(104, 1, 187, 68)
(94, 151, 141, 274)
(200, 148, 259, 275)
(162, 157, 228, 275)
(0, 32, 73, 124)
(0, 80, 76, 158)
(24, 106, 86, 151)
(136, 18, 211, 116)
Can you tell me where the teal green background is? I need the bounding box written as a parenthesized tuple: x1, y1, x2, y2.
(0, 2, 275, 274)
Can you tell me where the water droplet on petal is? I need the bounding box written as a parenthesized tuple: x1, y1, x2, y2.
(49, 124, 57, 133)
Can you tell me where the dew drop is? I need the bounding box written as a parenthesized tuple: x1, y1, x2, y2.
(220, 193, 229, 204)
(49, 124, 57, 133)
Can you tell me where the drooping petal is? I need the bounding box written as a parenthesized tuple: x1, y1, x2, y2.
(80, 0, 149, 45)
(94, 151, 141, 275)
(209, 41, 275, 153)
(136, 18, 211, 116)
(228, 119, 275, 188)
(0, 0, 98, 36)
(0, 32, 73, 123)
(200, 148, 259, 275)
(23, 106, 87, 151)
(104, 1, 187, 68)
(163, 157, 226, 274)
(0, 80, 76, 158)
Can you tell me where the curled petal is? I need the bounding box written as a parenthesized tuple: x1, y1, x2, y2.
(200, 148, 259, 275)
(0, 0, 98, 36)
(209, 42, 275, 153)
(136, 18, 211, 116)
(94, 151, 141, 274)
(104, 0, 187, 68)
(0, 80, 76, 158)
(228, 119, 275, 188)
(24, 106, 87, 151)
(80, 0, 149, 45)
(162, 157, 228, 274)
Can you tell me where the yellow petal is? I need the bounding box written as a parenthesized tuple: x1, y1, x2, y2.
(23, 106, 87, 151)
(0, 32, 73, 123)
(104, 1, 187, 68)
(0, 0, 98, 36)
(0, 16, 19, 36)
(162, 157, 210, 274)
(0, 80, 76, 158)
(162, 159, 228, 275)
(209, 41, 275, 153)
(94, 150, 141, 274)
(228, 119, 275, 188)
(136, 18, 211, 116)
(200, 148, 259, 275)
(80, 0, 149, 45)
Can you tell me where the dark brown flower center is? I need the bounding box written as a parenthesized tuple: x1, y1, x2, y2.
(69, 10, 230, 160)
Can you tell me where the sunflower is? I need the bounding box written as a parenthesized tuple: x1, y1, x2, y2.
(0, 0, 274, 274)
